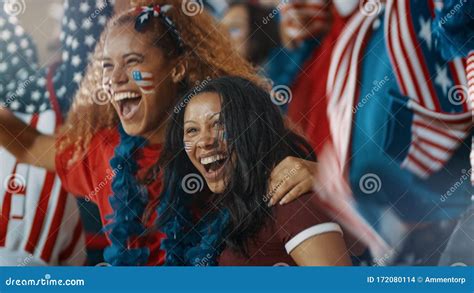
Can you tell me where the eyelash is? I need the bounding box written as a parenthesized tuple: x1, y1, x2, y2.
(126, 58, 141, 65)
(186, 127, 198, 134)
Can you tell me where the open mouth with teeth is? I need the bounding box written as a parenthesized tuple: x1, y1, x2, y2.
(200, 153, 229, 177)
(114, 91, 142, 120)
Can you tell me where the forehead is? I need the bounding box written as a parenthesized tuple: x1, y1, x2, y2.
(103, 25, 153, 56)
(184, 92, 222, 121)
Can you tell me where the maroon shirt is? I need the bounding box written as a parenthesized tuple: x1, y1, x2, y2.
(218, 192, 342, 266)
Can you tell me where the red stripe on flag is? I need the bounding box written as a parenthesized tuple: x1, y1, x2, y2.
(24, 173, 56, 254)
(404, 0, 441, 111)
(0, 167, 14, 247)
(40, 187, 68, 263)
(58, 218, 83, 262)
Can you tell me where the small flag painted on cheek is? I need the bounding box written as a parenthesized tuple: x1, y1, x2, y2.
(184, 141, 193, 152)
(132, 70, 155, 94)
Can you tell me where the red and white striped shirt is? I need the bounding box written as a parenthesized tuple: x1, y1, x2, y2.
(0, 110, 86, 266)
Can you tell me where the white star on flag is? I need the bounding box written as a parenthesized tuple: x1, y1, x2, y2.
(32, 91, 41, 101)
(80, 2, 90, 13)
(418, 17, 431, 50)
(435, 64, 453, 96)
(71, 55, 81, 67)
(73, 72, 83, 84)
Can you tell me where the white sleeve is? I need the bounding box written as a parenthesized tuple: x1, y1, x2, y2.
(284, 222, 343, 254)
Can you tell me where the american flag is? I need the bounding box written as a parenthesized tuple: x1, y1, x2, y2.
(327, 0, 471, 178)
(0, 0, 113, 118)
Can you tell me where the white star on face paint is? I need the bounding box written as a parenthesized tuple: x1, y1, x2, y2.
(418, 17, 431, 50)
(435, 64, 452, 96)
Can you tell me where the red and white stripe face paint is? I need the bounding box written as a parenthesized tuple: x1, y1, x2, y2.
(184, 141, 193, 153)
(132, 70, 155, 95)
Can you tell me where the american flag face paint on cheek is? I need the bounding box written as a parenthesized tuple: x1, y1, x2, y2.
(132, 70, 156, 94)
(184, 141, 193, 153)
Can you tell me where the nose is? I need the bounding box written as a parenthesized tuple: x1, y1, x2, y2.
(111, 65, 129, 88)
(196, 129, 219, 149)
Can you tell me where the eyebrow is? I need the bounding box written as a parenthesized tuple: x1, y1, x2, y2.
(98, 53, 144, 62)
(123, 53, 144, 59)
(184, 112, 221, 125)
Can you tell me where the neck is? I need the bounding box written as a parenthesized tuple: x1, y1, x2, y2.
(143, 123, 167, 145)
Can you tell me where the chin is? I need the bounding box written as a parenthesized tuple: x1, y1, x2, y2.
(121, 120, 145, 137)
(207, 181, 226, 194)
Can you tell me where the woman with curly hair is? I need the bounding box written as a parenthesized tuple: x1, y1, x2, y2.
(157, 76, 351, 266)
(0, 0, 320, 266)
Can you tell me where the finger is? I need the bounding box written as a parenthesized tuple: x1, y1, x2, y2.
(279, 182, 309, 205)
(270, 156, 295, 179)
(268, 174, 300, 206)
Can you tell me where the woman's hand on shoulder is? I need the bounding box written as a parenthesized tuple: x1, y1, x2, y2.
(267, 156, 318, 206)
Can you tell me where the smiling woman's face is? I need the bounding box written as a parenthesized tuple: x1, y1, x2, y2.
(101, 24, 179, 140)
(183, 92, 230, 193)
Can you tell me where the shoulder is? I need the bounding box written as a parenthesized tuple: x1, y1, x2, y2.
(272, 192, 343, 254)
(90, 128, 120, 149)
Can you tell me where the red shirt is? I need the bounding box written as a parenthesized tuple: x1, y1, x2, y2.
(218, 192, 342, 266)
(56, 128, 165, 265)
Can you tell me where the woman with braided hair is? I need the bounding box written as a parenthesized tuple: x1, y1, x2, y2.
(0, 0, 323, 266)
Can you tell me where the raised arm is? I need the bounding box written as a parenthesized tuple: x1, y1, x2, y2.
(0, 108, 55, 171)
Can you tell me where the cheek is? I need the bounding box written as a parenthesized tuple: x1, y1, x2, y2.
(184, 139, 199, 165)
(131, 70, 156, 95)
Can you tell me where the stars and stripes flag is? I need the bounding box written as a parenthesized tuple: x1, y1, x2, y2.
(327, 0, 471, 178)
